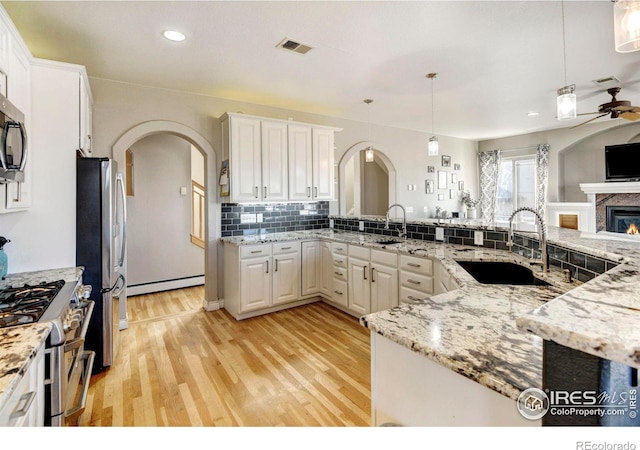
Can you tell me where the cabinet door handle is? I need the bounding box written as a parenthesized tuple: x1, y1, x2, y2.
(254, 186, 259, 198)
(314, 187, 318, 197)
(408, 279, 421, 285)
(251, 250, 262, 254)
(10, 391, 36, 420)
(334, 271, 342, 276)
(263, 186, 267, 198)
(336, 247, 344, 251)
(371, 267, 375, 282)
(336, 259, 344, 264)
(281, 246, 291, 250)
(407, 262, 421, 268)
(307, 187, 311, 197)
(275, 259, 278, 272)
(364, 265, 367, 280)
(407, 295, 420, 302)
(334, 290, 343, 295)
(266, 260, 269, 274)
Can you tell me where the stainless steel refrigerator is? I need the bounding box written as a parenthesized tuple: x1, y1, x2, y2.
(76, 157, 127, 373)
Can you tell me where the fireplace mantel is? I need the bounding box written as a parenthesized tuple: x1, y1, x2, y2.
(579, 181, 640, 195)
(578, 182, 640, 234)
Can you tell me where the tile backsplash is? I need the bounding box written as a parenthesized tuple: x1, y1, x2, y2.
(221, 202, 329, 237)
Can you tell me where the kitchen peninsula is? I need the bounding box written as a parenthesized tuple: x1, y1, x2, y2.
(221, 219, 640, 427)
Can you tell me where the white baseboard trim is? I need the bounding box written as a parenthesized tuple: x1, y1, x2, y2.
(203, 298, 223, 311)
(127, 276, 205, 296)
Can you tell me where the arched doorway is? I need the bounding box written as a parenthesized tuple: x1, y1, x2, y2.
(338, 141, 398, 217)
(112, 120, 219, 330)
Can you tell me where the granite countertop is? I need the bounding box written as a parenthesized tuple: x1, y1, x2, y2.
(0, 266, 84, 413)
(221, 226, 640, 398)
(0, 323, 51, 413)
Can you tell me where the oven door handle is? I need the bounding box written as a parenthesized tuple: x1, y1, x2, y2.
(64, 350, 95, 425)
(78, 299, 94, 340)
(63, 336, 85, 353)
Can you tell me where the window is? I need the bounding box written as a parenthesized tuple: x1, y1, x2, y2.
(495, 156, 536, 223)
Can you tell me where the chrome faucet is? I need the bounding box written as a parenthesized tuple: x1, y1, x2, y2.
(507, 207, 549, 272)
(385, 204, 407, 239)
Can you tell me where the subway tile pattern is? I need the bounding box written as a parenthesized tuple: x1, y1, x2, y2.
(221, 202, 329, 237)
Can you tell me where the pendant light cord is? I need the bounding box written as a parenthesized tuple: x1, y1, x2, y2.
(561, 0, 567, 86)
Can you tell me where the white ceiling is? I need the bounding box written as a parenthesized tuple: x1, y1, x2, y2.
(3, 0, 639, 141)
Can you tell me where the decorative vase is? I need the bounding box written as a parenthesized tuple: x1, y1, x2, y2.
(466, 207, 477, 219)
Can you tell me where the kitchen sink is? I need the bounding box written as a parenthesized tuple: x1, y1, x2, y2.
(455, 260, 551, 286)
(377, 238, 403, 245)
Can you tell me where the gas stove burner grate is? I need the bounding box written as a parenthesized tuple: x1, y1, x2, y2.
(0, 279, 66, 328)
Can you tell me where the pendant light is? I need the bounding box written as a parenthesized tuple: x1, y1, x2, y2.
(614, 0, 640, 53)
(556, 0, 577, 121)
(364, 99, 374, 162)
(426, 73, 439, 156)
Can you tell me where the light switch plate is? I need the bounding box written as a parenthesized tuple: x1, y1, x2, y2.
(474, 231, 484, 246)
(256, 213, 263, 222)
(329, 219, 334, 229)
(240, 213, 256, 224)
(435, 227, 444, 241)
(359, 221, 364, 231)
(406, 206, 414, 213)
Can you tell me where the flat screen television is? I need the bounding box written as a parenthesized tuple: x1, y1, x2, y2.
(605, 142, 640, 182)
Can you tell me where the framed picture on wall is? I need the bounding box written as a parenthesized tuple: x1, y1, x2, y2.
(458, 181, 464, 191)
(442, 155, 451, 167)
(425, 179, 434, 194)
(454, 163, 461, 171)
(451, 173, 457, 184)
(438, 171, 447, 189)
(438, 194, 445, 201)
(427, 166, 435, 173)
(450, 189, 456, 199)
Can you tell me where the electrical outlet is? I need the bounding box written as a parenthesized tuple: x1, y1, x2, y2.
(424, 206, 429, 213)
(329, 219, 334, 229)
(406, 206, 413, 213)
(256, 213, 263, 222)
(435, 227, 444, 241)
(359, 221, 364, 231)
(299, 210, 309, 215)
(474, 231, 484, 246)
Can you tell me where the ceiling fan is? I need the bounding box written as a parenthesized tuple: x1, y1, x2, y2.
(571, 87, 640, 128)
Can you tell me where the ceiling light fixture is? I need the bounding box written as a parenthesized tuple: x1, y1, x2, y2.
(427, 73, 439, 156)
(364, 99, 374, 162)
(613, 0, 640, 53)
(556, 0, 576, 121)
(163, 30, 186, 42)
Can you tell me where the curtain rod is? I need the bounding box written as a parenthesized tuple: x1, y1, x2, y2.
(480, 145, 540, 154)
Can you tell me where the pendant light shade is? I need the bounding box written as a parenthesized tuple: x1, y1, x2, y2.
(365, 147, 374, 162)
(364, 99, 374, 163)
(427, 73, 439, 156)
(557, 84, 577, 120)
(556, 0, 576, 121)
(614, 0, 640, 53)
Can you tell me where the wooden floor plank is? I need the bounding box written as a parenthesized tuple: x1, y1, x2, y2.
(80, 286, 371, 426)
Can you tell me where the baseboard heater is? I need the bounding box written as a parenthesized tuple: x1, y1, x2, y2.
(127, 275, 205, 296)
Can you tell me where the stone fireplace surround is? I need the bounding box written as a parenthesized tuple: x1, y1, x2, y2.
(580, 182, 640, 234)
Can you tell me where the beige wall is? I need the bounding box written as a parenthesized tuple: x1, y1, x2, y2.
(479, 121, 640, 203)
(127, 134, 204, 286)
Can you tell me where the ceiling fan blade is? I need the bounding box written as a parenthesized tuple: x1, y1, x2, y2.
(620, 111, 640, 121)
(570, 113, 609, 129)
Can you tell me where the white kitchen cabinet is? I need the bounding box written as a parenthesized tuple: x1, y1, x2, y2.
(330, 242, 349, 307)
(434, 259, 461, 294)
(370, 250, 398, 313)
(79, 74, 93, 155)
(224, 241, 307, 319)
(288, 123, 336, 201)
(0, 340, 45, 427)
(222, 114, 290, 203)
(0, 32, 31, 212)
(319, 241, 333, 299)
(301, 241, 320, 296)
(399, 254, 434, 304)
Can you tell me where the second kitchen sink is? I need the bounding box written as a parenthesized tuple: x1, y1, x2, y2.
(455, 260, 551, 286)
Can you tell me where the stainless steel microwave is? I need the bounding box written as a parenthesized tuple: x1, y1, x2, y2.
(0, 93, 27, 183)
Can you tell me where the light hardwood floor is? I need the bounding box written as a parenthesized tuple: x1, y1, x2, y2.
(80, 286, 372, 426)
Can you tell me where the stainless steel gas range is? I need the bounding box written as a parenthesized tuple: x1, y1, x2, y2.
(0, 271, 95, 426)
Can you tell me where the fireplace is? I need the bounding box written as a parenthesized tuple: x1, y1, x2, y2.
(606, 206, 640, 234)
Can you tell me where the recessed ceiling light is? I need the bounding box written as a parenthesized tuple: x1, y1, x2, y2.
(527, 111, 540, 117)
(163, 30, 186, 42)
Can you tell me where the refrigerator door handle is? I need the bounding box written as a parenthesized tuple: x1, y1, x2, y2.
(115, 172, 127, 268)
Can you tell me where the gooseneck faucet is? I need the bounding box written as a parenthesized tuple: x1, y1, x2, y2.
(385, 204, 407, 239)
(507, 206, 549, 272)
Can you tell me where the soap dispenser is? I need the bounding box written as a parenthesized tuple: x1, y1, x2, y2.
(0, 236, 9, 280)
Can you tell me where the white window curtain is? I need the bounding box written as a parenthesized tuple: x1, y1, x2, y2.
(535, 144, 550, 220)
(478, 150, 502, 222)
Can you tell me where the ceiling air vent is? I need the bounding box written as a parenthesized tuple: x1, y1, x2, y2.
(277, 38, 313, 55)
(592, 75, 621, 86)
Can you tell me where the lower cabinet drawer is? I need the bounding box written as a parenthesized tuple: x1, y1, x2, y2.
(399, 286, 430, 305)
(400, 271, 433, 294)
(240, 244, 272, 259)
(333, 266, 347, 281)
(331, 278, 348, 307)
(332, 253, 348, 268)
